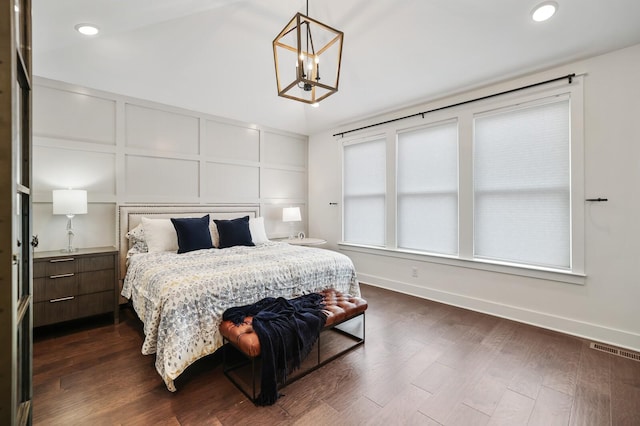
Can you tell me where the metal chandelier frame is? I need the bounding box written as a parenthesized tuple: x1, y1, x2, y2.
(273, 1, 344, 104)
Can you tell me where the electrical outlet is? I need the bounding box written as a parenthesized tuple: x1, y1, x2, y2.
(411, 267, 418, 278)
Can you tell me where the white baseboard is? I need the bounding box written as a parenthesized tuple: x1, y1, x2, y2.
(359, 273, 640, 352)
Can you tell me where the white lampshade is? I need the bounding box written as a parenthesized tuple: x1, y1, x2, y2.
(282, 207, 302, 222)
(52, 189, 87, 215)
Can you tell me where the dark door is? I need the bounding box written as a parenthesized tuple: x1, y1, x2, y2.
(0, 0, 33, 424)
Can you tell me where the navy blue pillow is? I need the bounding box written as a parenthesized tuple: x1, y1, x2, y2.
(214, 216, 255, 249)
(171, 215, 214, 254)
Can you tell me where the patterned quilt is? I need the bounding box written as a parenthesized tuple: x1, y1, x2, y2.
(121, 241, 360, 391)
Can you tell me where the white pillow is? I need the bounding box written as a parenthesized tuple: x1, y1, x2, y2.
(209, 220, 220, 248)
(141, 217, 178, 253)
(249, 217, 269, 244)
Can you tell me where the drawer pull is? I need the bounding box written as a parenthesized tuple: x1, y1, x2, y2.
(50, 296, 75, 303)
(50, 273, 75, 279)
(50, 258, 74, 263)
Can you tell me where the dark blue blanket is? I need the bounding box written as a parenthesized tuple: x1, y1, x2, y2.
(223, 293, 326, 405)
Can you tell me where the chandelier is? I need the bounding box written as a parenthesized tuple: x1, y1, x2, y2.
(273, 0, 344, 105)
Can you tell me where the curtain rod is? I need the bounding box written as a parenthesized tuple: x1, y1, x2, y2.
(333, 73, 576, 138)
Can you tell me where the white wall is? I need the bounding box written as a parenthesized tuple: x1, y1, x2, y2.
(308, 43, 640, 351)
(32, 78, 308, 252)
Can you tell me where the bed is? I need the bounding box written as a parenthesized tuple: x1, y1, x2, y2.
(118, 204, 360, 392)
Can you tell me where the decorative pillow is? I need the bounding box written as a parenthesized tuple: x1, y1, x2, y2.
(126, 223, 145, 243)
(141, 217, 179, 253)
(126, 223, 148, 253)
(126, 245, 145, 259)
(210, 220, 220, 248)
(171, 215, 214, 254)
(213, 216, 255, 249)
(249, 217, 269, 244)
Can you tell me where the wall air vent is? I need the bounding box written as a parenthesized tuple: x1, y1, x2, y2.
(590, 342, 640, 362)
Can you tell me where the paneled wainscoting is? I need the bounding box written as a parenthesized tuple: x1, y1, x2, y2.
(33, 284, 640, 425)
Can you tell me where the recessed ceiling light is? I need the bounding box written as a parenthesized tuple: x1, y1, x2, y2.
(75, 23, 100, 36)
(311, 102, 320, 108)
(531, 2, 558, 22)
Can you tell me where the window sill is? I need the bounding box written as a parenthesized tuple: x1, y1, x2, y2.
(337, 243, 586, 285)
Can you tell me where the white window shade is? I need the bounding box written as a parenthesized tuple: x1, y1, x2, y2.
(343, 139, 386, 246)
(397, 121, 458, 254)
(474, 98, 570, 269)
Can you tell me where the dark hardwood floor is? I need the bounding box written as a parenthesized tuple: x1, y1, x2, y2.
(33, 284, 640, 425)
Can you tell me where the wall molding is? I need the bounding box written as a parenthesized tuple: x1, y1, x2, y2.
(32, 77, 310, 251)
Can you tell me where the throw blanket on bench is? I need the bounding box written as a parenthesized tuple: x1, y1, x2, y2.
(222, 293, 327, 405)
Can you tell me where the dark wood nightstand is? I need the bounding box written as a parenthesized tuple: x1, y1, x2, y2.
(33, 246, 119, 327)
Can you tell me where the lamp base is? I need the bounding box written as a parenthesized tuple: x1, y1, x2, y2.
(288, 222, 297, 239)
(62, 215, 78, 253)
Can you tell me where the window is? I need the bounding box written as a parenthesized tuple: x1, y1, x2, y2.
(474, 98, 571, 269)
(343, 138, 386, 246)
(397, 121, 458, 255)
(340, 78, 583, 279)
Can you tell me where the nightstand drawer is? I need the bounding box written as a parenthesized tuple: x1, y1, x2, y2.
(34, 256, 77, 278)
(79, 254, 115, 272)
(78, 269, 115, 294)
(34, 275, 77, 302)
(77, 292, 114, 318)
(34, 297, 78, 327)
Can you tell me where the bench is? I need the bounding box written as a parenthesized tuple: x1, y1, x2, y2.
(219, 288, 368, 404)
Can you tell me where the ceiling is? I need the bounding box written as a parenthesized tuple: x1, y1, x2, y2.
(33, 0, 640, 135)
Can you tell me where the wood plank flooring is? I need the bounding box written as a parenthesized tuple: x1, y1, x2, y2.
(32, 284, 640, 425)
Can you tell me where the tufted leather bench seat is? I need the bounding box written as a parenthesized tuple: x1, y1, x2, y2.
(219, 288, 367, 358)
(219, 288, 367, 403)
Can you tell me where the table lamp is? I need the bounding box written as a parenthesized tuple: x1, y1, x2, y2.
(282, 207, 301, 239)
(53, 189, 87, 252)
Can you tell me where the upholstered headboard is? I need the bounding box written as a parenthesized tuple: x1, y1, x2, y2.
(117, 204, 260, 285)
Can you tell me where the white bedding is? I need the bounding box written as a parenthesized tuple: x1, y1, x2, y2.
(121, 241, 360, 391)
